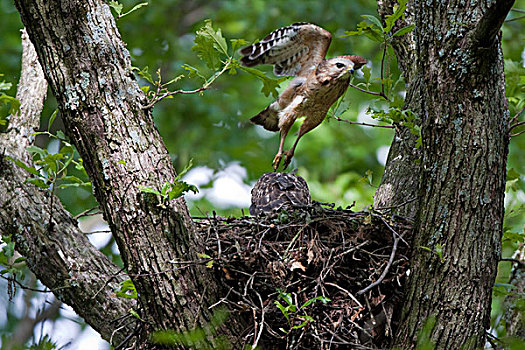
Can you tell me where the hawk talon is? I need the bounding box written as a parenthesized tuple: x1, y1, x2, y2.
(282, 150, 294, 170)
(272, 153, 283, 170)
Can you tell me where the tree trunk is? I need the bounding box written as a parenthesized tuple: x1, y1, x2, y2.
(0, 29, 135, 345)
(376, 1, 513, 348)
(13, 0, 246, 348)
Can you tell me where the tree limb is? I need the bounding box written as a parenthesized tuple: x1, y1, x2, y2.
(13, 0, 246, 346)
(0, 29, 135, 345)
(470, 0, 516, 49)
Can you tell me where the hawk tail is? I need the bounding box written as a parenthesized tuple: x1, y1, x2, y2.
(250, 102, 280, 132)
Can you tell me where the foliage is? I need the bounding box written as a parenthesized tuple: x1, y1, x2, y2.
(274, 290, 330, 333)
(0, 73, 20, 130)
(115, 279, 138, 299)
(151, 308, 230, 349)
(138, 159, 199, 205)
(8, 110, 90, 192)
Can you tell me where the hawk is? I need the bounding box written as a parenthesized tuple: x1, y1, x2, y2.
(240, 22, 367, 170)
(250, 172, 311, 216)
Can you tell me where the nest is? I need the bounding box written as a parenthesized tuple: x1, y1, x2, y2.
(195, 205, 413, 349)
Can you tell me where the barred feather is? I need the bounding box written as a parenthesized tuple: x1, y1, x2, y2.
(240, 23, 331, 77)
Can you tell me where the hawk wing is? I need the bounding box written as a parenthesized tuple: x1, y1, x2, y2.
(240, 22, 332, 77)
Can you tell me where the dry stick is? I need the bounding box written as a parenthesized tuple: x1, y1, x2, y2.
(509, 105, 525, 128)
(252, 291, 266, 349)
(357, 228, 400, 295)
(333, 116, 394, 129)
(325, 282, 363, 308)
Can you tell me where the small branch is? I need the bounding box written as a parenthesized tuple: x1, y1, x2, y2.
(142, 58, 233, 109)
(333, 116, 394, 129)
(0, 274, 70, 293)
(380, 42, 387, 98)
(470, 0, 515, 49)
(348, 82, 390, 101)
(357, 230, 400, 295)
(510, 129, 525, 137)
(500, 257, 525, 268)
(509, 105, 525, 128)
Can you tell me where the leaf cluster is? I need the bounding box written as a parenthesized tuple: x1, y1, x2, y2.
(274, 290, 330, 333)
(0, 74, 20, 131)
(138, 159, 199, 206)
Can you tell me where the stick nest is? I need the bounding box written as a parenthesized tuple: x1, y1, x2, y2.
(196, 205, 413, 349)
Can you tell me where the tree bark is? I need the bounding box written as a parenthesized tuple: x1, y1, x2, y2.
(13, 0, 246, 348)
(0, 29, 135, 346)
(376, 1, 514, 348)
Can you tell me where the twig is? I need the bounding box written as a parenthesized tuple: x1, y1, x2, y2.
(142, 58, 233, 109)
(348, 82, 389, 101)
(500, 257, 525, 268)
(333, 116, 394, 129)
(373, 196, 417, 211)
(0, 274, 69, 293)
(510, 129, 525, 137)
(357, 228, 400, 295)
(325, 282, 363, 308)
(252, 291, 266, 349)
(509, 105, 525, 129)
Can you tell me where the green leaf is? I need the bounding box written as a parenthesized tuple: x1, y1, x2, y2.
(138, 185, 161, 196)
(0, 80, 12, 91)
(239, 66, 286, 98)
(0, 94, 20, 115)
(300, 296, 331, 309)
(182, 64, 206, 81)
(26, 145, 47, 159)
(108, 1, 123, 16)
(361, 15, 384, 31)
(393, 24, 415, 37)
(119, 2, 148, 18)
(385, 0, 409, 33)
(48, 109, 58, 131)
(192, 20, 228, 69)
(343, 21, 384, 42)
(129, 308, 144, 321)
(274, 301, 290, 323)
(167, 181, 198, 200)
(26, 178, 49, 189)
(7, 156, 41, 176)
(231, 38, 248, 53)
(132, 66, 154, 84)
(116, 279, 138, 299)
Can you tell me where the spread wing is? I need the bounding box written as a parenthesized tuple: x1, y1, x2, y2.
(240, 22, 332, 77)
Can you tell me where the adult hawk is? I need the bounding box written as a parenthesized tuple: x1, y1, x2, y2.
(250, 172, 311, 216)
(240, 22, 367, 170)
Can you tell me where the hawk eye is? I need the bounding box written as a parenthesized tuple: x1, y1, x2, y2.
(335, 62, 345, 69)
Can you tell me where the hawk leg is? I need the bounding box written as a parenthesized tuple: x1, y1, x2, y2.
(273, 128, 291, 170)
(282, 117, 322, 169)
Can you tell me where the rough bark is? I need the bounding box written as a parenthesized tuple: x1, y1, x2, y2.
(13, 0, 246, 348)
(0, 29, 135, 345)
(375, 1, 514, 348)
(375, 0, 421, 218)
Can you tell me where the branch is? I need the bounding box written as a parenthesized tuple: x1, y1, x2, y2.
(470, 0, 516, 49)
(0, 28, 134, 345)
(14, 0, 246, 345)
(333, 116, 394, 129)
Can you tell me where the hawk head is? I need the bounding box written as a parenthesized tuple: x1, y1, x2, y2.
(316, 55, 367, 84)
